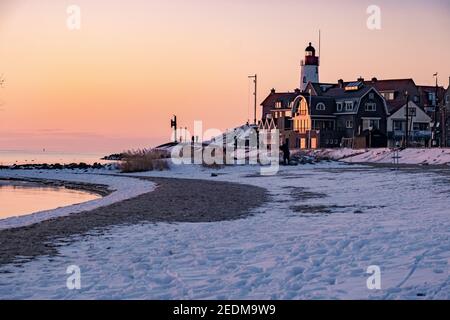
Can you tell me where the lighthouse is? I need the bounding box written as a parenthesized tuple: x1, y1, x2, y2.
(300, 42, 319, 91)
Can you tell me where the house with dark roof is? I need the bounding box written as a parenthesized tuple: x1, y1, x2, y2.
(258, 41, 447, 149)
(290, 94, 343, 148)
(303, 80, 389, 148)
(259, 89, 301, 148)
(364, 78, 420, 114)
(362, 78, 433, 147)
(259, 80, 389, 149)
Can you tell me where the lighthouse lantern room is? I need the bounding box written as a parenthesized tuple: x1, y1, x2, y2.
(300, 42, 319, 91)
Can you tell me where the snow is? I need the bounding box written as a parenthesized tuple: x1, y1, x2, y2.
(310, 148, 450, 165)
(0, 162, 449, 299)
(0, 169, 156, 230)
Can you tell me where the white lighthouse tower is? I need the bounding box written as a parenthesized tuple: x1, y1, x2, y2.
(300, 42, 319, 91)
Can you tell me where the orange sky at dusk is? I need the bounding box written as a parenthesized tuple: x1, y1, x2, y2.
(0, 0, 449, 153)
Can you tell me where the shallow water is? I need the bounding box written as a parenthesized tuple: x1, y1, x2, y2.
(0, 181, 100, 219)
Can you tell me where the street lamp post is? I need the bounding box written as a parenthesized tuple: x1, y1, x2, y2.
(432, 73, 439, 147)
(404, 91, 409, 148)
(248, 74, 258, 125)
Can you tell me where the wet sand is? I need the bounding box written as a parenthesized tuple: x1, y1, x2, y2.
(0, 176, 267, 266)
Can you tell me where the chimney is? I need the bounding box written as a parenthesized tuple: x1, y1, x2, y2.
(371, 77, 378, 83)
(270, 88, 276, 94)
(294, 88, 301, 94)
(357, 76, 365, 82)
(338, 79, 344, 88)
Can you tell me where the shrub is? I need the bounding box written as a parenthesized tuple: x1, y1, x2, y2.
(119, 149, 169, 173)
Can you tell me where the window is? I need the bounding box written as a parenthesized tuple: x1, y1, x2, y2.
(337, 102, 343, 111)
(369, 93, 375, 100)
(407, 107, 416, 117)
(345, 101, 354, 111)
(346, 120, 353, 129)
(275, 101, 282, 109)
(393, 120, 404, 131)
(381, 92, 395, 101)
(316, 103, 326, 111)
(363, 119, 380, 131)
(446, 95, 450, 104)
(365, 103, 376, 112)
(299, 105, 307, 115)
(303, 76, 307, 84)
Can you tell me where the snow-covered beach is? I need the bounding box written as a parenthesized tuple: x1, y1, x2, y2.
(306, 148, 450, 166)
(0, 160, 449, 300)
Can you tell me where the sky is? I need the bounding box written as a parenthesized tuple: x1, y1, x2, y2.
(0, 0, 449, 153)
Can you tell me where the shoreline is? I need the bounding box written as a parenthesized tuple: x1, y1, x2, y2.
(1, 164, 449, 299)
(0, 176, 112, 197)
(0, 170, 157, 230)
(1, 160, 447, 267)
(0, 176, 267, 266)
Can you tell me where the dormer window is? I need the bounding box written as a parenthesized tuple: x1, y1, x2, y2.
(316, 103, 326, 111)
(275, 101, 282, 109)
(345, 101, 354, 111)
(337, 102, 343, 111)
(381, 91, 395, 101)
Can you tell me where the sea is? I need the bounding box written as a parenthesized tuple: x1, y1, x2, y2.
(0, 150, 112, 166)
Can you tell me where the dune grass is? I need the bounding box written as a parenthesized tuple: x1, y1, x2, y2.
(119, 149, 170, 173)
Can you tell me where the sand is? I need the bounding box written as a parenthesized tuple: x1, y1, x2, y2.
(0, 176, 267, 266)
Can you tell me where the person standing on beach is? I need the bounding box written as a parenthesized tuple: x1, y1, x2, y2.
(280, 139, 290, 165)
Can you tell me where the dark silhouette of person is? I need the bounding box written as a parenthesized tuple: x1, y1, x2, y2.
(280, 139, 290, 165)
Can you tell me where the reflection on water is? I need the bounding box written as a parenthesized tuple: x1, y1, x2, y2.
(0, 181, 100, 219)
